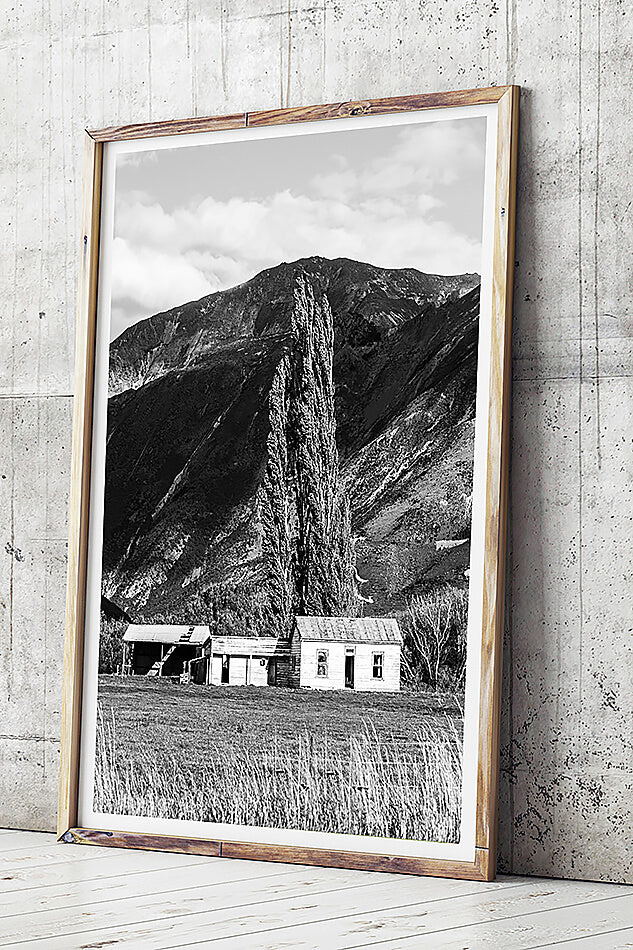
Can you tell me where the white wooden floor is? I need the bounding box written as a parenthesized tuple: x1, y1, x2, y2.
(1, 831, 632, 949)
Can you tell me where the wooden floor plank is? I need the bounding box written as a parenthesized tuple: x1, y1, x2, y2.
(533, 927, 633, 949)
(0, 876, 526, 946)
(0, 841, 220, 880)
(1, 833, 630, 950)
(1, 861, 395, 918)
(0, 857, 213, 898)
(0, 833, 58, 852)
(338, 895, 633, 950)
(1, 860, 305, 915)
(0, 845, 119, 873)
(0, 878, 604, 949)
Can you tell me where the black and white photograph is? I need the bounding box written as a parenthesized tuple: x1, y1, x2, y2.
(87, 111, 492, 849)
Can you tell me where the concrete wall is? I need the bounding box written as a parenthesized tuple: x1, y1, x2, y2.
(1, 0, 631, 882)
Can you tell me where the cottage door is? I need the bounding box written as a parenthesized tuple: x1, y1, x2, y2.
(267, 659, 277, 686)
(345, 654, 355, 689)
(221, 655, 230, 684)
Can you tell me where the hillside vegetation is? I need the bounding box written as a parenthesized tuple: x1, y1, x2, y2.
(102, 256, 479, 640)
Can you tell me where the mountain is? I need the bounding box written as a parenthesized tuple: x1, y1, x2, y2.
(108, 258, 478, 397)
(101, 257, 480, 621)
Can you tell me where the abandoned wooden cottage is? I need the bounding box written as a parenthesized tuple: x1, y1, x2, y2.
(189, 635, 293, 687)
(122, 616, 402, 692)
(292, 616, 402, 692)
(122, 624, 210, 677)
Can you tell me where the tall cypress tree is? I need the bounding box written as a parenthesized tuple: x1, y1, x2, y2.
(259, 353, 296, 637)
(259, 273, 357, 633)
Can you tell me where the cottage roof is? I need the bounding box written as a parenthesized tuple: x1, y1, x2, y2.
(295, 616, 402, 644)
(123, 624, 210, 646)
(211, 635, 291, 656)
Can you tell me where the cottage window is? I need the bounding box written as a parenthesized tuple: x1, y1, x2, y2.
(316, 649, 329, 677)
(372, 652, 384, 679)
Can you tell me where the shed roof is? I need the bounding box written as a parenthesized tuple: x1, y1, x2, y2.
(295, 616, 402, 644)
(123, 624, 210, 646)
(211, 635, 291, 656)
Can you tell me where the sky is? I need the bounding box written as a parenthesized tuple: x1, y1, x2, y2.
(110, 116, 487, 340)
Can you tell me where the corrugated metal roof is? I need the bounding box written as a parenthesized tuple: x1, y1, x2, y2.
(123, 624, 210, 645)
(295, 616, 402, 644)
(211, 636, 290, 656)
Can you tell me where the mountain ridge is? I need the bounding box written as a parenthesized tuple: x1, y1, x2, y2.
(102, 257, 480, 622)
(109, 256, 479, 397)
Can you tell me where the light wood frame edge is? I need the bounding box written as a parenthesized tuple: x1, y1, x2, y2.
(62, 828, 490, 880)
(59, 87, 520, 881)
(474, 85, 520, 878)
(88, 85, 512, 141)
(58, 133, 103, 836)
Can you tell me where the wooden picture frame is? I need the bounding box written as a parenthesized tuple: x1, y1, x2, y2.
(59, 86, 519, 881)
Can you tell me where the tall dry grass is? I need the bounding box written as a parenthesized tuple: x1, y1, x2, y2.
(95, 704, 462, 842)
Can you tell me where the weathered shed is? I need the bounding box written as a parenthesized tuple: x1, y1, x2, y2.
(122, 624, 210, 677)
(293, 616, 402, 692)
(198, 635, 292, 687)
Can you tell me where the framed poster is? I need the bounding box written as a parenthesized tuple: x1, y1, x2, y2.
(59, 86, 519, 881)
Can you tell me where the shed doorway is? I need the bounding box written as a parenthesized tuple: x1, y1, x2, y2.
(221, 655, 230, 684)
(267, 659, 278, 686)
(345, 654, 355, 689)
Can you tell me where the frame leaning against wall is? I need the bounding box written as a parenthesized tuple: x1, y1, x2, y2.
(58, 85, 519, 881)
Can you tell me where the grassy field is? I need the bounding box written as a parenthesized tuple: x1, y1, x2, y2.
(95, 677, 464, 843)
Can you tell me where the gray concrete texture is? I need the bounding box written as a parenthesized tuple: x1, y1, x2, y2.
(1, 0, 631, 882)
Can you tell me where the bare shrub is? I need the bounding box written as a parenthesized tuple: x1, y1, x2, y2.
(401, 586, 468, 691)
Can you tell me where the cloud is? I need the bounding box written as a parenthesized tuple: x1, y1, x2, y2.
(111, 119, 485, 337)
(116, 150, 159, 169)
(112, 191, 480, 321)
(312, 121, 484, 199)
(111, 236, 214, 320)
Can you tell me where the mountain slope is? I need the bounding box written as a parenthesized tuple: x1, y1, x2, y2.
(109, 257, 478, 396)
(102, 257, 480, 620)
